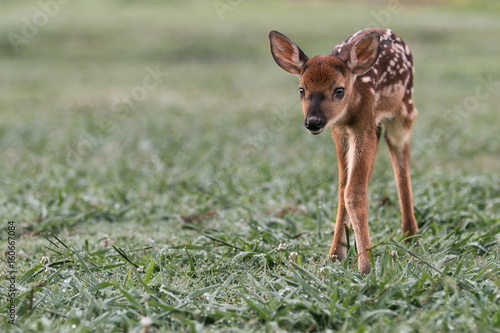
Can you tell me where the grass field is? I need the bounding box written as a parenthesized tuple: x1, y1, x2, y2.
(1, 0, 500, 332)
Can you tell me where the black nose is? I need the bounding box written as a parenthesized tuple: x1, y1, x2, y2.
(305, 117, 325, 131)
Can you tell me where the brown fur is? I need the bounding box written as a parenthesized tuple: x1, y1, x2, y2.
(269, 29, 418, 274)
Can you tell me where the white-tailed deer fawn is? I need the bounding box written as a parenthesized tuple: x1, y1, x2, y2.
(269, 28, 418, 274)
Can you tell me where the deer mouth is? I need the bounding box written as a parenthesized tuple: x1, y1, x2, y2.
(308, 128, 324, 135)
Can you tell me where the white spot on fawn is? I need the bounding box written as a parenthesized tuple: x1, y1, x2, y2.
(361, 76, 371, 83)
(383, 29, 392, 40)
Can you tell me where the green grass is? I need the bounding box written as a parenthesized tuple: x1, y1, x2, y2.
(1, 0, 500, 332)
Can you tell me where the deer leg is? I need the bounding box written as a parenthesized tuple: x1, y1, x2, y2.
(344, 128, 378, 274)
(329, 129, 350, 261)
(385, 117, 419, 239)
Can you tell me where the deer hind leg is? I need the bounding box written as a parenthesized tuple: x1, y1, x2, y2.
(384, 111, 418, 239)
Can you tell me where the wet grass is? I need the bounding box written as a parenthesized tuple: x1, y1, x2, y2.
(0, 1, 499, 332)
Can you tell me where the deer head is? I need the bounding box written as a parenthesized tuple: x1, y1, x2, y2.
(269, 30, 380, 134)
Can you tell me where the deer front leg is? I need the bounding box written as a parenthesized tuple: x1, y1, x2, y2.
(344, 129, 378, 274)
(329, 129, 350, 261)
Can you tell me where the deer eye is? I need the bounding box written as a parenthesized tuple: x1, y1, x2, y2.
(299, 87, 305, 98)
(334, 87, 345, 98)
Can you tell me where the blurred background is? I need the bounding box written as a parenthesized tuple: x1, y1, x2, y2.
(1, 0, 499, 234)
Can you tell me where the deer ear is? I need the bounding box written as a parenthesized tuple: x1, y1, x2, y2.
(346, 32, 380, 75)
(269, 30, 309, 75)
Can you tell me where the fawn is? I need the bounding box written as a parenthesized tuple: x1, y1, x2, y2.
(269, 28, 418, 274)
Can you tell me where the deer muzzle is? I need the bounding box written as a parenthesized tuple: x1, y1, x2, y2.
(305, 115, 326, 135)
